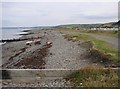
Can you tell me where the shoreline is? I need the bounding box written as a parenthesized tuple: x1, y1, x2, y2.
(2, 28, 50, 69)
(1, 28, 31, 40)
(0, 29, 31, 45)
(2, 28, 120, 69)
(1, 28, 119, 87)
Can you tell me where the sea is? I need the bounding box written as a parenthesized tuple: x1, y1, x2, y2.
(0, 28, 29, 45)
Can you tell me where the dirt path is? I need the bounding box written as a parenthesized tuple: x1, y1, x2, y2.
(81, 33, 118, 50)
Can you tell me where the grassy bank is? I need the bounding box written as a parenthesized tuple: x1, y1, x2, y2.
(76, 30, 120, 38)
(58, 29, 119, 38)
(65, 66, 119, 87)
(63, 32, 119, 62)
(59, 29, 119, 87)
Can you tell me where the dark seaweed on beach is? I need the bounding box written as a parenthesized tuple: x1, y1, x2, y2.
(14, 44, 52, 69)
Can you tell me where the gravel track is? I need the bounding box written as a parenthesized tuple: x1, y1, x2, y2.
(81, 33, 118, 50)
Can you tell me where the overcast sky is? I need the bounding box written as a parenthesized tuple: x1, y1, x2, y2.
(2, 2, 118, 27)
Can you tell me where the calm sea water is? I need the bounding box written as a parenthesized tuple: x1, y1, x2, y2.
(2, 28, 29, 40)
(0, 28, 29, 45)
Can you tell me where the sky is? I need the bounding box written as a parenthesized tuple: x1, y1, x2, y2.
(1, 2, 118, 27)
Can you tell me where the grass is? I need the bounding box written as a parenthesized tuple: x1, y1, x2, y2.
(63, 33, 119, 62)
(58, 29, 120, 38)
(65, 66, 119, 87)
(58, 29, 120, 87)
(76, 29, 119, 38)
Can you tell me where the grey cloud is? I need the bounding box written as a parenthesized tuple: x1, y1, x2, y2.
(2, 2, 118, 27)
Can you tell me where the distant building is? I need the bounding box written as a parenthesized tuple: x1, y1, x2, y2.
(75, 28, 79, 30)
(90, 27, 118, 30)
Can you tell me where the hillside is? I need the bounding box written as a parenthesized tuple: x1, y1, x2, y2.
(54, 21, 119, 29)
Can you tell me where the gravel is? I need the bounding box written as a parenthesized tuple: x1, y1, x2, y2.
(2, 30, 93, 87)
(44, 30, 91, 69)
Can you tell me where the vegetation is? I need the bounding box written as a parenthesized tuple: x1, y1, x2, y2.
(60, 29, 119, 62)
(58, 22, 116, 28)
(58, 21, 120, 87)
(65, 66, 119, 87)
(75, 30, 120, 38)
(59, 29, 119, 38)
(59, 28, 119, 87)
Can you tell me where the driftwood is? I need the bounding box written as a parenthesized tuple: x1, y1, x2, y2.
(26, 41, 33, 45)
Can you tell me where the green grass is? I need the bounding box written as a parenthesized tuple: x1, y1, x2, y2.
(63, 33, 119, 62)
(65, 66, 119, 87)
(59, 29, 119, 87)
(76, 30, 119, 38)
(58, 29, 119, 38)
(86, 35, 119, 62)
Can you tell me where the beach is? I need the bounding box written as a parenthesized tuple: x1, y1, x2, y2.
(2, 28, 119, 69)
(2, 28, 92, 69)
(1, 28, 92, 87)
(1, 29, 83, 87)
(1, 1, 119, 88)
(1, 28, 119, 87)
